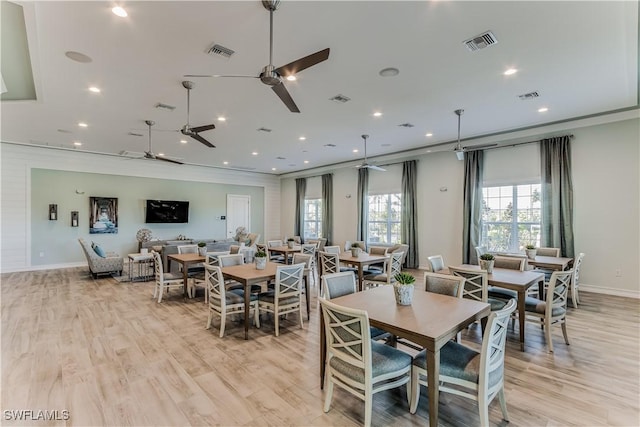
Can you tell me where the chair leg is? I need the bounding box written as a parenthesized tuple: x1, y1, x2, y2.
(545, 318, 554, 353)
(498, 387, 510, 421)
(206, 309, 213, 330)
(299, 306, 304, 329)
(274, 310, 280, 337)
(409, 368, 420, 414)
(253, 303, 260, 328)
(323, 377, 334, 413)
(561, 320, 570, 345)
(157, 285, 164, 303)
(364, 393, 373, 427)
(219, 313, 226, 338)
(571, 284, 579, 308)
(478, 393, 489, 427)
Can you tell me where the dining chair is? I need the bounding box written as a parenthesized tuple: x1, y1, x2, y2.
(322, 271, 391, 342)
(523, 269, 573, 352)
(301, 243, 318, 274)
(177, 244, 205, 275)
(493, 255, 526, 271)
(569, 253, 585, 307)
(536, 247, 561, 257)
(426, 255, 446, 273)
(292, 253, 313, 300)
(193, 251, 230, 302)
(362, 251, 403, 289)
(205, 265, 260, 338)
(448, 266, 509, 312)
(424, 271, 464, 298)
(217, 253, 249, 292)
(409, 299, 517, 427)
(151, 251, 185, 303)
(319, 297, 412, 427)
(257, 263, 305, 336)
(267, 240, 286, 263)
(323, 245, 341, 254)
(363, 246, 389, 275)
(475, 246, 488, 264)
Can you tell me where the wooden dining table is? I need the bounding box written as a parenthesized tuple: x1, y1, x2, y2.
(321, 286, 490, 427)
(166, 253, 205, 297)
(527, 255, 573, 271)
(267, 245, 302, 264)
(338, 252, 389, 291)
(455, 264, 545, 351)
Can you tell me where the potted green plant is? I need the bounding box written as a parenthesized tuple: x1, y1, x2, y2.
(525, 244, 537, 260)
(350, 242, 361, 257)
(393, 272, 416, 305)
(197, 241, 207, 256)
(255, 250, 267, 270)
(287, 238, 295, 249)
(479, 253, 495, 273)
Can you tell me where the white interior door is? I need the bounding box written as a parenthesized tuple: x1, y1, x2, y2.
(226, 194, 251, 239)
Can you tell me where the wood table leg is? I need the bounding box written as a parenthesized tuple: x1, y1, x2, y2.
(358, 265, 364, 292)
(426, 348, 440, 427)
(244, 280, 250, 340)
(182, 263, 189, 298)
(518, 289, 526, 351)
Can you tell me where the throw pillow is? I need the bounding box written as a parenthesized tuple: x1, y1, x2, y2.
(93, 244, 106, 258)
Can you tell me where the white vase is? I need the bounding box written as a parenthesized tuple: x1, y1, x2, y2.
(526, 249, 537, 260)
(351, 248, 360, 257)
(198, 247, 207, 256)
(255, 257, 267, 270)
(394, 284, 414, 305)
(479, 259, 494, 273)
(288, 241, 295, 249)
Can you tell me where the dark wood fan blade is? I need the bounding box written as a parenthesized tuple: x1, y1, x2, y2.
(184, 74, 259, 78)
(271, 82, 300, 113)
(155, 156, 184, 165)
(190, 132, 215, 148)
(274, 48, 330, 77)
(191, 124, 215, 133)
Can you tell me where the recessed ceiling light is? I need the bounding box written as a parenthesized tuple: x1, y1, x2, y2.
(304, 160, 309, 164)
(299, 136, 306, 141)
(252, 152, 258, 156)
(373, 112, 382, 117)
(286, 75, 297, 81)
(272, 167, 277, 171)
(379, 67, 399, 77)
(111, 6, 127, 17)
(88, 86, 101, 93)
(217, 116, 226, 121)
(538, 107, 549, 113)
(353, 149, 359, 153)
(78, 122, 88, 128)
(180, 139, 187, 144)
(73, 141, 82, 146)
(223, 161, 229, 165)
(504, 68, 518, 76)
(158, 153, 165, 157)
(65, 51, 92, 63)
(425, 133, 433, 137)
(426, 150, 432, 153)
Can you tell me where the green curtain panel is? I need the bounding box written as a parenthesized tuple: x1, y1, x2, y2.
(295, 177, 307, 241)
(357, 167, 369, 242)
(540, 135, 574, 258)
(321, 173, 333, 246)
(462, 150, 484, 264)
(401, 160, 419, 268)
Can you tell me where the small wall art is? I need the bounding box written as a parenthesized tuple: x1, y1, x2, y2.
(49, 204, 57, 220)
(71, 211, 79, 227)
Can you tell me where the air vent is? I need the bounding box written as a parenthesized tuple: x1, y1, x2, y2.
(463, 31, 498, 52)
(127, 132, 144, 137)
(276, 156, 286, 160)
(398, 123, 414, 128)
(155, 103, 176, 111)
(518, 91, 540, 100)
(324, 143, 336, 148)
(329, 94, 351, 103)
(257, 127, 272, 133)
(207, 44, 235, 58)
(57, 129, 72, 133)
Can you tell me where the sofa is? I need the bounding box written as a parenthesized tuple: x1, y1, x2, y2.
(78, 238, 124, 278)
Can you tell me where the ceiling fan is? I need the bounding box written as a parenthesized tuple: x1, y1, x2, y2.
(356, 135, 386, 172)
(453, 109, 497, 160)
(186, 0, 330, 113)
(180, 81, 215, 148)
(142, 120, 183, 165)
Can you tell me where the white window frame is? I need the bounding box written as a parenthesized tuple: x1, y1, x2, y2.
(367, 193, 402, 246)
(303, 198, 322, 240)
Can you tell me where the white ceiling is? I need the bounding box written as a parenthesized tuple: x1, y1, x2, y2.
(1, 1, 638, 174)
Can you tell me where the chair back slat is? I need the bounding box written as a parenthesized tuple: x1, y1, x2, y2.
(449, 266, 488, 302)
(217, 253, 245, 267)
(537, 247, 561, 257)
(323, 272, 357, 299)
(427, 255, 445, 272)
(319, 251, 340, 276)
(424, 271, 464, 298)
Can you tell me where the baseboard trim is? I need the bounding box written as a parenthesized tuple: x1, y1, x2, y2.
(1, 262, 86, 273)
(579, 283, 639, 299)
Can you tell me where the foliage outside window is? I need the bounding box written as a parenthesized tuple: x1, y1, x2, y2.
(304, 198, 322, 239)
(367, 193, 401, 245)
(481, 183, 541, 252)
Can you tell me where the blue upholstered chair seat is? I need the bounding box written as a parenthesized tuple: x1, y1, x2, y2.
(330, 340, 412, 383)
(209, 289, 258, 306)
(488, 297, 508, 311)
(413, 341, 480, 383)
(370, 327, 390, 340)
(488, 288, 518, 300)
(524, 296, 566, 316)
(257, 290, 299, 306)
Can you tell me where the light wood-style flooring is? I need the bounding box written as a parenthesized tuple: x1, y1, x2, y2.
(2, 267, 639, 426)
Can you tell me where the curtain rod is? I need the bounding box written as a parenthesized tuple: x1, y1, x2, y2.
(483, 134, 574, 151)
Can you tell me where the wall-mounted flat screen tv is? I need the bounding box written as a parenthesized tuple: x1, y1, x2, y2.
(145, 200, 189, 223)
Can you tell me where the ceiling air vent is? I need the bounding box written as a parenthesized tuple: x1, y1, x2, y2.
(276, 156, 286, 160)
(324, 143, 336, 148)
(155, 103, 176, 111)
(329, 94, 351, 103)
(257, 127, 272, 133)
(398, 123, 414, 128)
(463, 31, 498, 52)
(518, 91, 540, 100)
(229, 165, 256, 171)
(207, 44, 235, 59)
(127, 132, 144, 137)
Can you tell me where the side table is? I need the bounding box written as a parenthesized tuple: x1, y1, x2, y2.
(128, 253, 154, 282)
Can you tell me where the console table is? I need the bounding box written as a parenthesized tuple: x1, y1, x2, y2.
(127, 253, 154, 282)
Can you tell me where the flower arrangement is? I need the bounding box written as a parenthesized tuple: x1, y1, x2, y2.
(136, 228, 152, 243)
(479, 253, 495, 261)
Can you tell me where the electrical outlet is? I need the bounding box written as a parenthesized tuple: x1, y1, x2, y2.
(615, 269, 622, 277)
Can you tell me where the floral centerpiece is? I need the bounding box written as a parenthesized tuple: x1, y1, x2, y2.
(136, 228, 152, 252)
(479, 253, 495, 273)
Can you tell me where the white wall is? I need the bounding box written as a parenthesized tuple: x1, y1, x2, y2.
(280, 117, 640, 297)
(0, 143, 281, 272)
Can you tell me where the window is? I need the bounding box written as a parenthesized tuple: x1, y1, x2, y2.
(367, 193, 401, 245)
(303, 198, 322, 239)
(481, 183, 541, 252)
